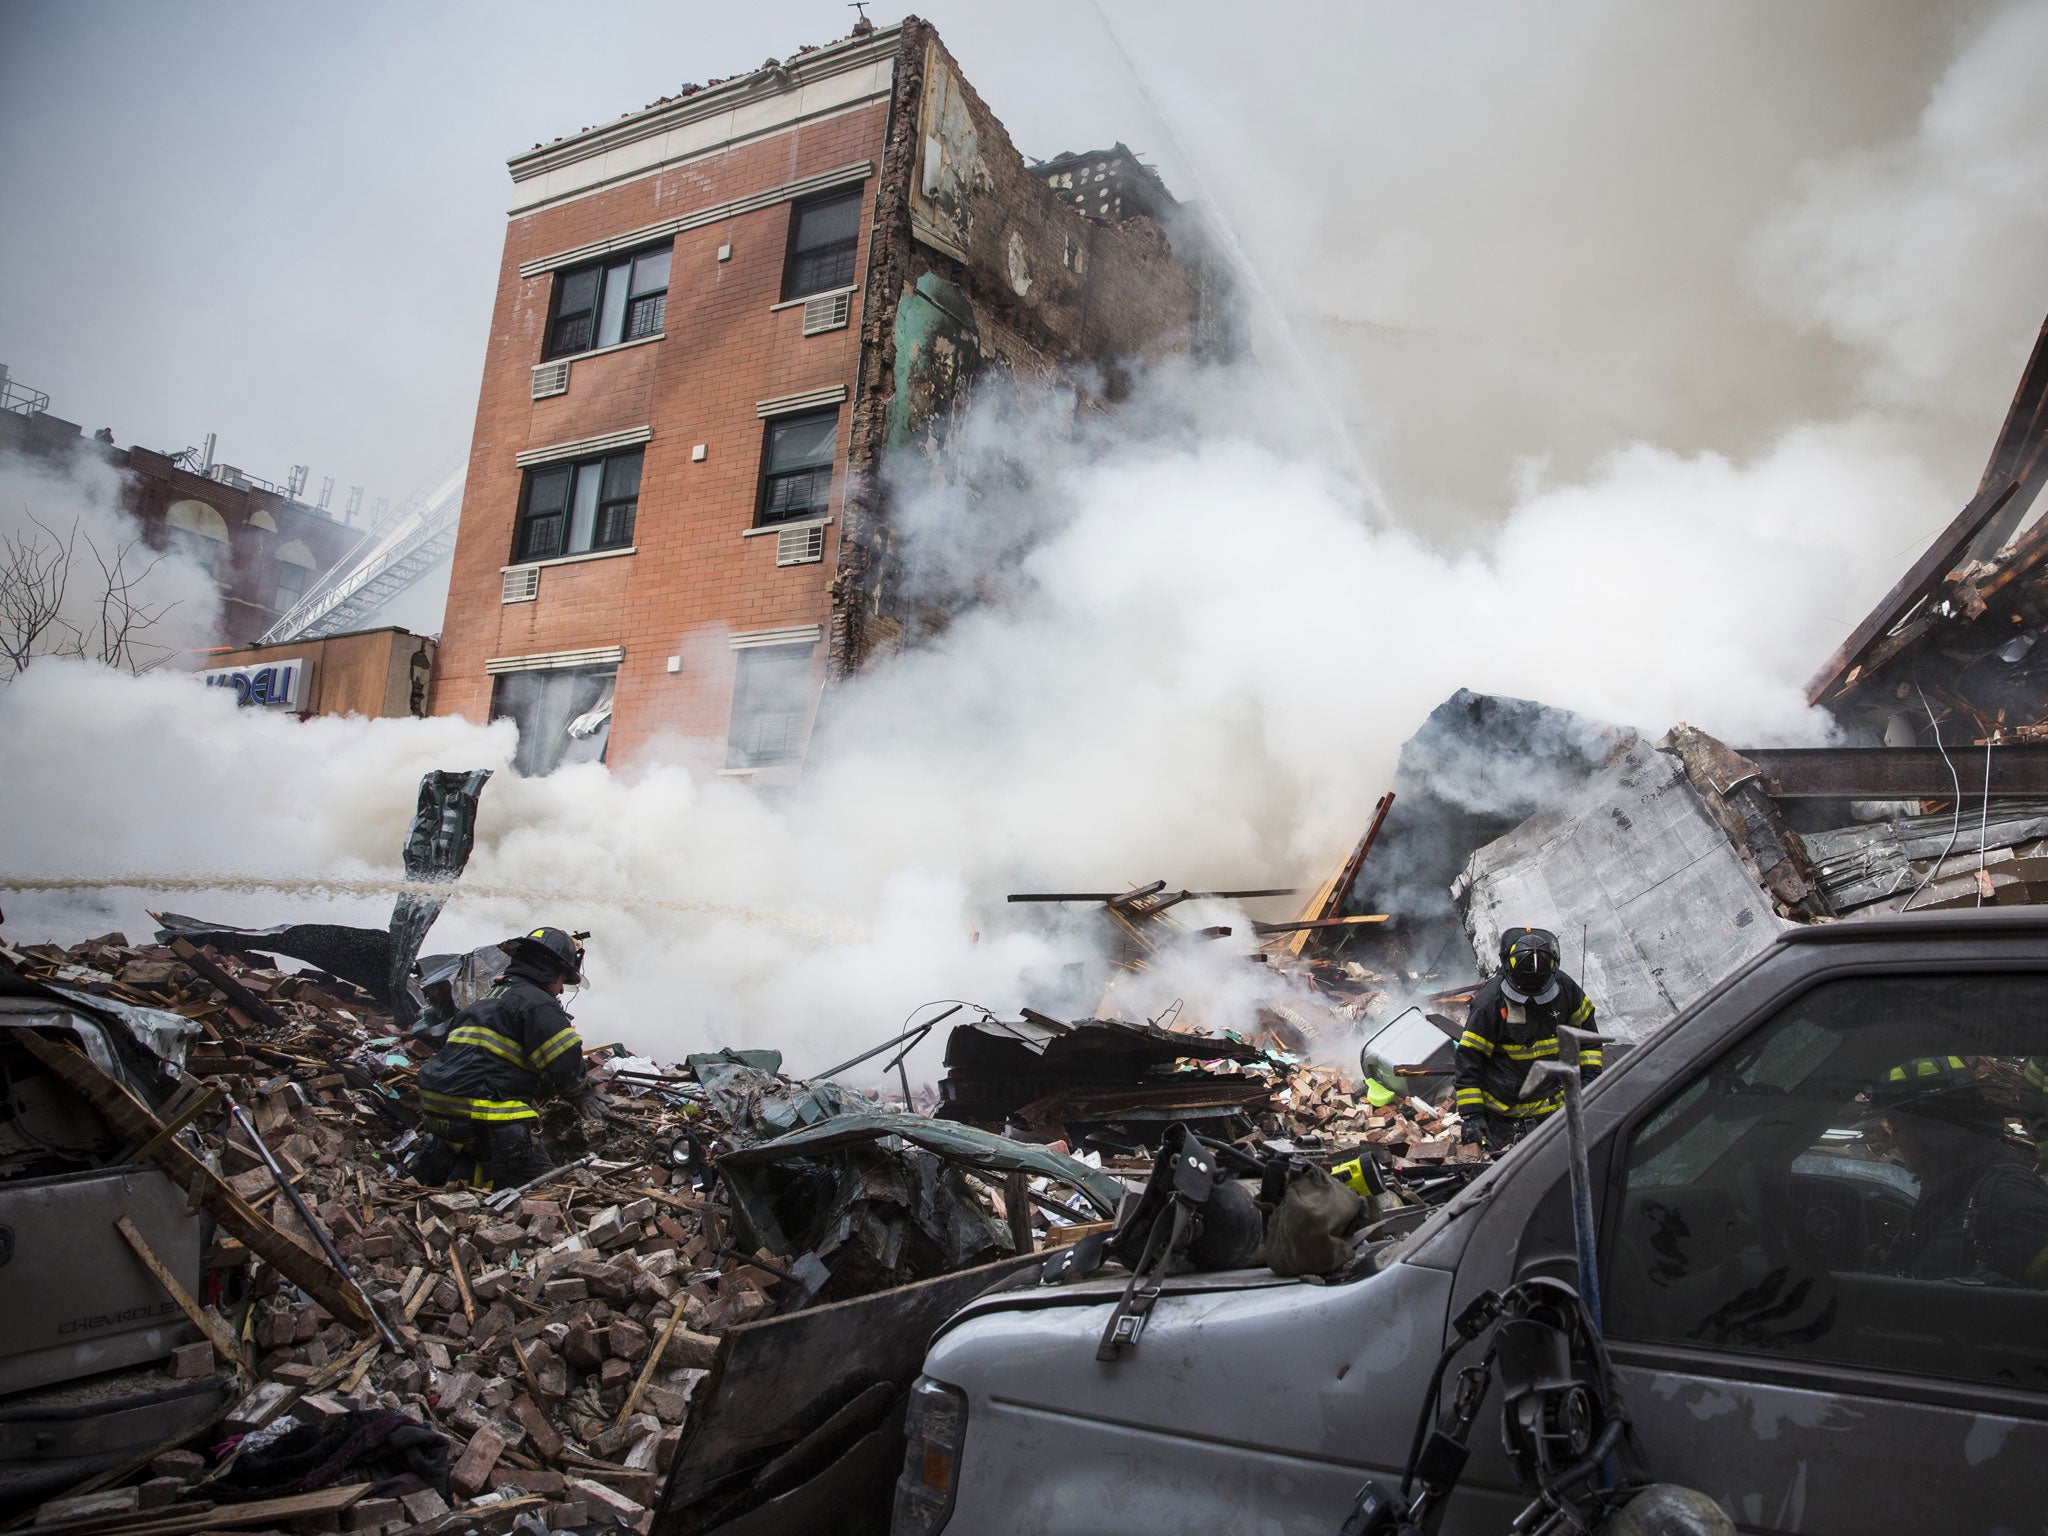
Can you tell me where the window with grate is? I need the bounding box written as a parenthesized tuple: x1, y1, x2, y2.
(726, 643, 815, 769)
(775, 524, 826, 566)
(546, 244, 671, 360)
(781, 190, 863, 301)
(757, 410, 837, 526)
(801, 290, 852, 336)
(514, 447, 642, 563)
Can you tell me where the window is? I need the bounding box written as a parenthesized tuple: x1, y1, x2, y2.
(490, 665, 615, 776)
(726, 644, 815, 769)
(1605, 973, 2048, 1394)
(513, 448, 642, 563)
(273, 540, 317, 612)
(163, 499, 228, 578)
(546, 244, 671, 359)
(781, 190, 862, 301)
(757, 412, 836, 526)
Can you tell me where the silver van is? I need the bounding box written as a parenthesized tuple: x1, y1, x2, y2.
(898, 912, 2048, 1534)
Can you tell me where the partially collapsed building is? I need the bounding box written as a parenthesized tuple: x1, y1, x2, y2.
(430, 19, 1231, 777)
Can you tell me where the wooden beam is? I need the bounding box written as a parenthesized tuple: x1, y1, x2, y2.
(614, 1299, 687, 1430)
(1252, 915, 1391, 936)
(16, 1031, 372, 1330)
(1281, 792, 1395, 958)
(116, 1084, 223, 1167)
(15, 1483, 367, 1536)
(1806, 478, 2017, 705)
(112, 1216, 244, 1375)
(1963, 312, 2048, 563)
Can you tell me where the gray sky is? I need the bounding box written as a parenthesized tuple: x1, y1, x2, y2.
(3, 1, 2037, 541)
(0, 0, 1166, 511)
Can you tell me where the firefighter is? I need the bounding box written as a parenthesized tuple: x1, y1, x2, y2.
(1455, 926, 1599, 1153)
(1879, 1055, 2048, 1288)
(408, 926, 600, 1189)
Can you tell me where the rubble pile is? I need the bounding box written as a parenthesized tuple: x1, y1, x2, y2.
(1, 934, 1026, 1535)
(2, 919, 1477, 1534)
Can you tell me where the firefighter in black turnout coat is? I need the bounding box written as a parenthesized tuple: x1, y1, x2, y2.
(410, 926, 598, 1188)
(1456, 926, 1600, 1153)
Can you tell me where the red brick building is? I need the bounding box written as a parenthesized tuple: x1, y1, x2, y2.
(0, 381, 357, 649)
(431, 18, 1223, 777)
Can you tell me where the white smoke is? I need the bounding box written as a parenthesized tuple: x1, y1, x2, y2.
(3, 2, 2045, 1077)
(0, 453, 220, 677)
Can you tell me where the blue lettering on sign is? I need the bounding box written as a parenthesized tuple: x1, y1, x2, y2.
(199, 660, 303, 709)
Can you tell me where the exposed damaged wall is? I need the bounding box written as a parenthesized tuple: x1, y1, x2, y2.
(1456, 738, 1789, 1041)
(829, 19, 1212, 680)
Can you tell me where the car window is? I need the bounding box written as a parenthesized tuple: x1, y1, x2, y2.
(1606, 973, 2048, 1395)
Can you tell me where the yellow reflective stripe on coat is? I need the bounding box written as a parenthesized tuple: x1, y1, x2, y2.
(1458, 1031, 1495, 1056)
(417, 1089, 539, 1122)
(530, 1026, 582, 1070)
(446, 1025, 530, 1069)
(1454, 1086, 1485, 1106)
(1578, 1049, 1604, 1068)
(1474, 1088, 1564, 1119)
(1497, 1036, 1559, 1061)
(1569, 996, 1594, 1026)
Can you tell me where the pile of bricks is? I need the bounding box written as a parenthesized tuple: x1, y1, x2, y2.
(1266, 1061, 1481, 1166)
(4, 933, 814, 1536)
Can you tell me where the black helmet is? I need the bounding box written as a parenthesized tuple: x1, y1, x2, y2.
(1500, 926, 1560, 996)
(504, 925, 585, 983)
(1872, 1054, 1991, 1129)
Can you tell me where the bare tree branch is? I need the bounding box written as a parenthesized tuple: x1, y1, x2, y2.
(0, 512, 81, 679)
(0, 510, 184, 682)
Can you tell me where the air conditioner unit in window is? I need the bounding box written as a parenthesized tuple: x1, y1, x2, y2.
(531, 360, 571, 399)
(502, 566, 540, 603)
(801, 290, 852, 336)
(775, 524, 826, 566)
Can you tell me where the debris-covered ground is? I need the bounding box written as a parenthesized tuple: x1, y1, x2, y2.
(0, 924, 1476, 1536)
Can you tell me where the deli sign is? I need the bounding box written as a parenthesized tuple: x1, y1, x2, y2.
(200, 658, 307, 709)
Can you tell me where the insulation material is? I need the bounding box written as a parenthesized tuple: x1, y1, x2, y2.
(1455, 740, 1788, 1040)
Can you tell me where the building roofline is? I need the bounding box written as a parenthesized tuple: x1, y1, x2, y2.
(507, 24, 905, 184)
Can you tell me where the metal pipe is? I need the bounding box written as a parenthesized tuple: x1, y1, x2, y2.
(483, 1153, 597, 1213)
(229, 1100, 404, 1353)
(817, 1004, 960, 1079)
(1520, 1025, 1613, 1333)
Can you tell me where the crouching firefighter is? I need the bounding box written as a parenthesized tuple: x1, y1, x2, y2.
(409, 926, 600, 1188)
(1456, 926, 1599, 1155)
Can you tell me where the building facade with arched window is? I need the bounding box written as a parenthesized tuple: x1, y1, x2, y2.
(0, 402, 360, 649)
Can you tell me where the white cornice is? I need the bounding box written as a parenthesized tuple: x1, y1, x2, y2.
(507, 27, 902, 201)
(757, 386, 848, 418)
(515, 426, 653, 468)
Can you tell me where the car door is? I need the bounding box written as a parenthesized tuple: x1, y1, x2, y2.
(1441, 944, 2048, 1533)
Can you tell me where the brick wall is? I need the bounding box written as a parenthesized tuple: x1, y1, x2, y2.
(0, 411, 359, 649)
(434, 18, 1213, 770)
(431, 96, 892, 766)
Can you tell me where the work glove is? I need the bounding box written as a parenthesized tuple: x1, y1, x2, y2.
(1460, 1118, 1485, 1147)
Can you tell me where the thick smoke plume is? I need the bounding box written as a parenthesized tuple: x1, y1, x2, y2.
(0, 453, 220, 677)
(3, 1, 2045, 1075)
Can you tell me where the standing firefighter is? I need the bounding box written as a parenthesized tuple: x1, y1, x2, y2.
(410, 926, 598, 1188)
(1456, 926, 1600, 1153)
